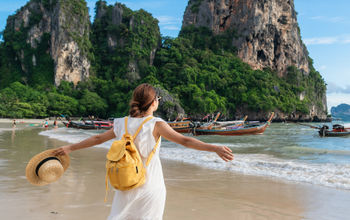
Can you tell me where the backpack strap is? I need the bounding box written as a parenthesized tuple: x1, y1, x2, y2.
(125, 116, 160, 166)
(105, 166, 109, 202)
(124, 117, 129, 134)
(132, 116, 153, 139)
(124, 116, 153, 139)
(146, 136, 161, 166)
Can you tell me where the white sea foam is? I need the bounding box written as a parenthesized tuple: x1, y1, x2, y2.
(160, 147, 350, 190)
(0, 128, 16, 133)
(39, 128, 114, 148)
(39, 128, 350, 190)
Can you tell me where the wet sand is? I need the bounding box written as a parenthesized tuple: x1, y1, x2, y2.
(1, 124, 350, 219)
(0, 118, 58, 124)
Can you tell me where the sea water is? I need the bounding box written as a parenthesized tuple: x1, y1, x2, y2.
(39, 122, 350, 190)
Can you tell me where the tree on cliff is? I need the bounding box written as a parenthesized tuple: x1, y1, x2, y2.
(0, 0, 327, 120)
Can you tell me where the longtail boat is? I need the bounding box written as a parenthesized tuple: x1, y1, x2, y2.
(318, 124, 350, 137)
(62, 121, 73, 128)
(63, 121, 113, 130)
(299, 120, 350, 137)
(198, 112, 222, 130)
(167, 120, 194, 133)
(211, 116, 248, 130)
(193, 112, 274, 136)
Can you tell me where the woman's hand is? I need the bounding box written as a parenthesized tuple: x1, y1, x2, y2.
(155, 122, 234, 162)
(215, 146, 234, 162)
(54, 145, 72, 156)
(53, 128, 116, 156)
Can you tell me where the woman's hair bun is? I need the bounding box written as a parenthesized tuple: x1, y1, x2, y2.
(129, 84, 156, 117)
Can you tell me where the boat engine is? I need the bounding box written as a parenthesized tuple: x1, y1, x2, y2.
(319, 125, 329, 137)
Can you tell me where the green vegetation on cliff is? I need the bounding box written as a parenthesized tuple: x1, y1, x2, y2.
(0, 0, 92, 89)
(154, 25, 326, 116)
(88, 1, 161, 117)
(61, 0, 93, 60)
(189, 0, 205, 13)
(0, 0, 327, 119)
(0, 4, 54, 89)
(91, 1, 160, 80)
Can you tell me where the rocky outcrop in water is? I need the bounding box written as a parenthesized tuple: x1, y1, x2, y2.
(182, 0, 309, 77)
(331, 104, 350, 121)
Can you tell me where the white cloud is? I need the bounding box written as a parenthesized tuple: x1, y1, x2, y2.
(155, 16, 181, 31)
(304, 34, 350, 45)
(156, 16, 181, 25)
(327, 82, 350, 94)
(319, 65, 327, 70)
(327, 82, 344, 94)
(304, 37, 338, 45)
(326, 82, 350, 109)
(310, 16, 323, 20)
(330, 16, 345, 23)
(327, 93, 350, 110)
(310, 15, 345, 23)
(163, 25, 180, 31)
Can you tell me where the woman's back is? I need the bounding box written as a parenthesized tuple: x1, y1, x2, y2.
(108, 116, 166, 220)
(113, 116, 163, 160)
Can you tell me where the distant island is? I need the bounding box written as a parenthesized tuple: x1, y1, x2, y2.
(331, 104, 350, 121)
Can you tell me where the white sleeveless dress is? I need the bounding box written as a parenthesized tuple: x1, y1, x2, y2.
(107, 116, 166, 220)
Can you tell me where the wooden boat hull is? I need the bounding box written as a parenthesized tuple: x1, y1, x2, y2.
(319, 130, 350, 137)
(67, 121, 113, 130)
(193, 112, 274, 136)
(194, 123, 269, 136)
(173, 127, 192, 133)
(168, 121, 193, 133)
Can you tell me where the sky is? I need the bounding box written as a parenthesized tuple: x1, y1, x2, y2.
(0, 0, 349, 110)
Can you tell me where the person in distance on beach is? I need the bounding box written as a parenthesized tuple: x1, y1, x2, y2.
(53, 119, 58, 129)
(54, 83, 234, 220)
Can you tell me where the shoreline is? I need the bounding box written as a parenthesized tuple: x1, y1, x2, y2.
(162, 159, 346, 220)
(1, 127, 350, 219)
(0, 117, 333, 124)
(0, 118, 57, 124)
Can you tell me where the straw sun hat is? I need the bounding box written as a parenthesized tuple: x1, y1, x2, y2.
(26, 149, 70, 186)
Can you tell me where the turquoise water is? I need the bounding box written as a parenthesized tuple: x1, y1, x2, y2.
(223, 122, 350, 164)
(34, 122, 350, 190)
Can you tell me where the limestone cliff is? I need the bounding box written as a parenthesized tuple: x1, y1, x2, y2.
(4, 0, 91, 86)
(182, 0, 309, 77)
(92, 1, 184, 119)
(154, 87, 185, 120)
(182, 0, 327, 121)
(93, 1, 161, 82)
(331, 104, 350, 121)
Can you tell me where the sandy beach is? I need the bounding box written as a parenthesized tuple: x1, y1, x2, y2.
(0, 118, 58, 123)
(1, 123, 350, 219)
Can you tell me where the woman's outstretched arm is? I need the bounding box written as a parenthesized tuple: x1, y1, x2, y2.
(154, 122, 234, 162)
(54, 128, 116, 156)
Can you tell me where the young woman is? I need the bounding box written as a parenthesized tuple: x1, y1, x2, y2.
(54, 83, 234, 220)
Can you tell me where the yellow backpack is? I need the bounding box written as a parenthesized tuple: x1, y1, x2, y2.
(105, 116, 160, 200)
